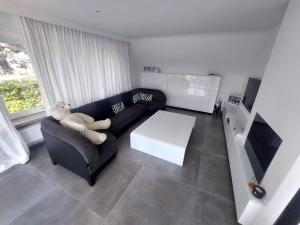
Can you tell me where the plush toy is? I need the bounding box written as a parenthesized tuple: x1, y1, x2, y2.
(51, 102, 111, 145)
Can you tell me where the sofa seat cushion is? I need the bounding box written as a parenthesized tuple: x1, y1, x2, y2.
(88, 133, 117, 175)
(136, 101, 165, 113)
(107, 104, 148, 137)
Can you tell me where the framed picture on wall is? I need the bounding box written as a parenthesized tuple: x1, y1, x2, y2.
(228, 94, 241, 105)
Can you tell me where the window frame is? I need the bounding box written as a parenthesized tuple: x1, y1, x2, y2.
(0, 40, 45, 121)
(9, 105, 45, 120)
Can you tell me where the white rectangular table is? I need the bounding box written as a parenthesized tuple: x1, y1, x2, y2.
(130, 110, 196, 166)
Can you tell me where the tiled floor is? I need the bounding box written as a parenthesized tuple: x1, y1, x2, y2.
(0, 107, 239, 225)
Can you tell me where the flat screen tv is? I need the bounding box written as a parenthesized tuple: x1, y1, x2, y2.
(242, 77, 261, 113)
(245, 113, 282, 184)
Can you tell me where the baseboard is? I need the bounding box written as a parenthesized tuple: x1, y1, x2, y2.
(28, 139, 44, 150)
(166, 105, 212, 115)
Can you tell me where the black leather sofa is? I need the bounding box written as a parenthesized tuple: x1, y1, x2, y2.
(41, 88, 166, 186)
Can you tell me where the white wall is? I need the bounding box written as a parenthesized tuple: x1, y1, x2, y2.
(241, 0, 300, 224)
(129, 48, 140, 89)
(129, 29, 279, 101)
(0, 11, 22, 44)
(18, 122, 43, 146)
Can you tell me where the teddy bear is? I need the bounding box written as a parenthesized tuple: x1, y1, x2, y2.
(51, 102, 111, 145)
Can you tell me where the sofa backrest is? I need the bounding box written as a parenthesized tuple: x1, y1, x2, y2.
(73, 98, 112, 121)
(105, 91, 134, 109)
(68, 88, 166, 120)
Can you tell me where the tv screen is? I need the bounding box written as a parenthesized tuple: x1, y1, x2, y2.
(242, 77, 261, 113)
(245, 113, 282, 184)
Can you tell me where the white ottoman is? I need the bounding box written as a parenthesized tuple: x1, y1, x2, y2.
(130, 110, 196, 166)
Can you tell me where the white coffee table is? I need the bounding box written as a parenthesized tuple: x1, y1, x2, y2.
(130, 110, 196, 166)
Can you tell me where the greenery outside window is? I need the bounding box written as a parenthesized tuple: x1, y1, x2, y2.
(0, 42, 44, 119)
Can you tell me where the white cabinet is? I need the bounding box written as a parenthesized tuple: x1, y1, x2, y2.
(141, 72, 168, 93)
(141, 72, 221, 113)
(165, 74, 184, 108)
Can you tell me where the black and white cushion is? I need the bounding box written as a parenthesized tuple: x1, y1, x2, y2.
(132, 93, 141, 103)
(112, 102, 125, 114)
(139, 93, 153, 101)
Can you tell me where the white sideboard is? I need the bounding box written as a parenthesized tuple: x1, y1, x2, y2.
(141, 72, 221, 113)
(223, 103, 264, 225)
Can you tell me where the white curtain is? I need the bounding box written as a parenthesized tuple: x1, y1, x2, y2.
(18, 17, 131, 113)
(0, 96, 29, 173)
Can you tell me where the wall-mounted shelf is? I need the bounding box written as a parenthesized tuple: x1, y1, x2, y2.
(223, 103, 264, 225)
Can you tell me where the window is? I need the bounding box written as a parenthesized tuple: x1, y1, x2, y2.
(0, 42, 44, 119)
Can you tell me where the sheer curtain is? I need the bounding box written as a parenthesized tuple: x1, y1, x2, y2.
(0, 96, 29, 173)
(19, 17, 131, 113)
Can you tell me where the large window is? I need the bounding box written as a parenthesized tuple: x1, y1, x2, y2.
(0, 42, 43, 119)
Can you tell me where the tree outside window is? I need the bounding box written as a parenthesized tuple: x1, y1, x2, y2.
(0, 42, 43, 115)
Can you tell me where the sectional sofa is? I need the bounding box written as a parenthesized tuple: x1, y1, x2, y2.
(41, 88, 166, 186)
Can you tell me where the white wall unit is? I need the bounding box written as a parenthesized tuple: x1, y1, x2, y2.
(222, 103, 264, 225)
(141, 72, 221, 113)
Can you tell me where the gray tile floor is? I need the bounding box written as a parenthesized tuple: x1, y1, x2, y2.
(0, 107, 239, 225)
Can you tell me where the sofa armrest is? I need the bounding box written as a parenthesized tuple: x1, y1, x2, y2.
(41, 118, 99, 164)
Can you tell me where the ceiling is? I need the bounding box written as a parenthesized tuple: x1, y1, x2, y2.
(0, 0, 289, 39)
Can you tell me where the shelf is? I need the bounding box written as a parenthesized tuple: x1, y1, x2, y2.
(223, 104, 264, 225)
